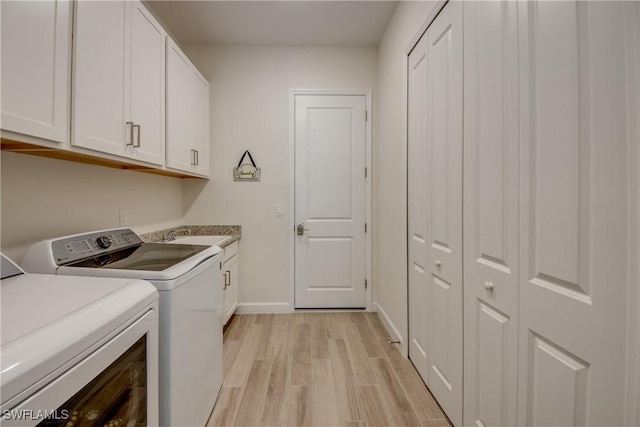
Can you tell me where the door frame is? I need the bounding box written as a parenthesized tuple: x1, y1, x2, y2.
(288, 89, 373, 311)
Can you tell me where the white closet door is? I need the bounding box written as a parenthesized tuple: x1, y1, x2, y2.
(517, 2, 634, 425)
(425, 2, 463, 425)
(462, 1, 520, 426)
(408, 34, 430, 383)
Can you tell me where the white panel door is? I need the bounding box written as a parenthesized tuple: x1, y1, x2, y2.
(408, 34, 430, 382)
(129, 1, 165, 166)
(518, 2, 635, 425)
(294, 94, 366, 308)
(424, 2, 463, 425)
(73, 0, 131, 156)
(463, 1, 519, 426)
(1, 0, 71, 143)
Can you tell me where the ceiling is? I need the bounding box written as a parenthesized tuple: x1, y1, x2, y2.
(146, 1, 399, 47)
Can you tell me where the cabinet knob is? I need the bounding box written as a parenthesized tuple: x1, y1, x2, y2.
(484, 281, 494, 292)
(434, 260, 442, 267)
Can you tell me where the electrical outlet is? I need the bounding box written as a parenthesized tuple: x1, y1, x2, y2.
(275, 204, 284, 217)
(119, 209, 129, 226)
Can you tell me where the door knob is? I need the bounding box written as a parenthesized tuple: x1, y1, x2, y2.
(484, 281, 494, 292)
(296, 222, 310, 235)
(434, 260, 442, 267)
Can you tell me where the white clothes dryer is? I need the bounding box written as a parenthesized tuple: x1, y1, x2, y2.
(1, 254, 159, 426)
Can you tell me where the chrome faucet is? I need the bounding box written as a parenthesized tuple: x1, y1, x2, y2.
(162, 227, 191, 242)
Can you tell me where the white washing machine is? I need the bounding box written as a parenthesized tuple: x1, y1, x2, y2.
(1, 254, 159, 426)
(22, 228, 224, 427)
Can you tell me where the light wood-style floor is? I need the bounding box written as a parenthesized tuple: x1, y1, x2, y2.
(207, 312, 451, 427)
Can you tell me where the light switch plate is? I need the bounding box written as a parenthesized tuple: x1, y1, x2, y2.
(119, 209, 129, 226)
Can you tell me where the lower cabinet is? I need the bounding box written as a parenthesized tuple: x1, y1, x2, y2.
(223, 241, 239, 325)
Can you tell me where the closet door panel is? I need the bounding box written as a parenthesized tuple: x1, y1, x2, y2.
(518, 2, 633, 425)
(463, 1, 520, 426)
(425, 2, 463, 425)
(408, 34, 430, 382)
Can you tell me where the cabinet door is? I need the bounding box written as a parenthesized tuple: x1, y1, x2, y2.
(73, 0, 131, 157)
(193, 71, 211, 176)
(517, 2, 635, 425)
(1, 0, 71, 143)
(166, 39, 210, 176)
(462, 2, 519, 426)
(129, 1, 165, 166)
(223, 254, 238, 325)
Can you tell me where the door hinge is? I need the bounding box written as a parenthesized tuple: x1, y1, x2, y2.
(365, 167, 368, 178)
(365, 279, 368, 289)
(365, 223, 368, 233)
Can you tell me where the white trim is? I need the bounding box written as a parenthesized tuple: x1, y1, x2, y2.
(376, 303, 404, 349)
(235, 303, 293, 315)
(288, 89, 373, 311)
(401, 0, 449, 358)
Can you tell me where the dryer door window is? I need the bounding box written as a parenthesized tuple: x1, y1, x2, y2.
(37, 336, 147, 426)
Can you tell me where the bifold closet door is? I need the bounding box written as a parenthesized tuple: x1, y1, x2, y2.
(408, 33, 430, 383)
(517, 2, 636, 425)
(462, 1, 520, 426)
(408, 1, 464, 425)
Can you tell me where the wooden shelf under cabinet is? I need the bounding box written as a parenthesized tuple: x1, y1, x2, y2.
(1, 138, 206, 179)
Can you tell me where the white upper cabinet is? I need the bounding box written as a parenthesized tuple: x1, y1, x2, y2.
(1, 0, 71, 143)
(73, 0, 165, 166)
(129, 2, 166, 165)
(166, 39, 210, 177)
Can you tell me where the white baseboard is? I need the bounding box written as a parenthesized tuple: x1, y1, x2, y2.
(375, 303, 403, 344)
(235, 302, 294, 314)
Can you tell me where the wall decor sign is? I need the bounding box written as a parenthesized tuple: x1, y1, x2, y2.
(233, 150, 261, 181)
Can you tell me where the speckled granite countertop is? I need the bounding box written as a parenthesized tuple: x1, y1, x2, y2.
(141, 225, 241, 248)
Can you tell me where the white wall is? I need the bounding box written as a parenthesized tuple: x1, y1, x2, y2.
(182, 45, 377, 306)
(1, 152, 184, 263)
(375, 1, 438, 349)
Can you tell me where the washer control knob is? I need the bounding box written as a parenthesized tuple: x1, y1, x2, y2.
(96, 235, 112, 249)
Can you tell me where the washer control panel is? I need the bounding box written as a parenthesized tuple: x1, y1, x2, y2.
(52, 228, 143, 265)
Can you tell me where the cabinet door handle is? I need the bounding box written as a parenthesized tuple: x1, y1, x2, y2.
(224, 270, 230, 289)
(194, 149, 199, 166)
(126, 121, 134, 146)
(133, 124, 141, 147)
(191, 149, 196, 166)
